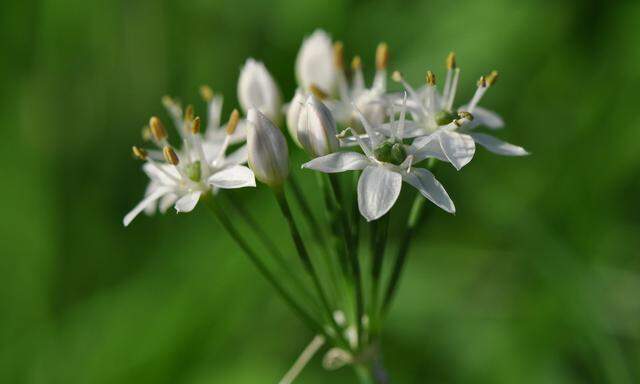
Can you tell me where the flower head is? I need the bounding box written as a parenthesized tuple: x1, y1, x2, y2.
(247, 108, 290, 187)
(238, 58, 282, 122)
(124, 108, 255, 226)
(295, 29, 337, 95)
(303, 102, 454, 221)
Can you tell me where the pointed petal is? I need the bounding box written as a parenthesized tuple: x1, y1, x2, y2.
(159, 193, 178, 213)
(123, 187, 172, 226)
(470, 132, 529, 156)
(403, 168, 455, 213)
(207, 165, 256, 189)
(357, 165, 402, 221)
(439, 131, 475, 170)
(295, 29, 336, 93)
(302, 152, 370, 173)
(411, 133, 448, 163)
(460, 105, 504, 129)
(174, 191, 202, 213)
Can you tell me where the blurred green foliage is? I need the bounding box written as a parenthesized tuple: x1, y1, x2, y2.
(1, 0, 640, 382)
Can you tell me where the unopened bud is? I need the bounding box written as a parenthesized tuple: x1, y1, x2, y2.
(426, 70, 436, 86)
(351, 55, 362, 71)
(286, 89, 305, 147)
(132, 146, 148, 160)
(163, 146, 179, 165)
(376, 42, 388, 70)
(247, 109, 289, 187)
(149, 116, 167, 141)
(199, 85, 214, 101)
(333, 41, 344, 69)
(446, 52, 456, 70)
(297, 94, 339, 158)
(238, 58, 282, 122)
(226, 109, 240, 135)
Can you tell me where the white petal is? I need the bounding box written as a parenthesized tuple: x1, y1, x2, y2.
(143, 182, 160, 215)
(460, 105, 504, 129)
(238, 59, 282, 121)
(379, 121, 424, 138)
(286, 89, 305, 147)
(123, 186, 172, 226)
(207, 165, 256, 189)
(403, 168, 455, 213)
(159, 193, 178, 213)
(357, 165, 402, 221)
(470, 133, 529, 156)
(302, 152, 370, 173)
(438, 131, 475, 170)
(174, 191, 202, 213)
(411, 133, 448, 163)
(295, 29, 336, 93)
(222, 144, 248, 166)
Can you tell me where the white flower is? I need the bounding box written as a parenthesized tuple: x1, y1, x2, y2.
(238, 58, 282, 122)
(295, 29, 336, 94)
(331, 42, 389, 129)
(391, 55, 528, 170)
(286, 88, 306, 147)
(124, 110, 255, 226)
(246, 108, 290, 187)
(302, 105, 454, 221)
(297, 94, 339, 158)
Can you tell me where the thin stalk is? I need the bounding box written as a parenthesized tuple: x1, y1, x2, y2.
(328, 174, 364, 349)
(222, 192, 320, 312)
(370, 214, 390, 335)
(289, 175, 327, 250)
(273, 188, 352, 350)
(202, 194, 324, 335)
(318, 173, 350, 277)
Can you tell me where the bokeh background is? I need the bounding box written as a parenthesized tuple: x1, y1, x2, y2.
(2, 0, 640, 382)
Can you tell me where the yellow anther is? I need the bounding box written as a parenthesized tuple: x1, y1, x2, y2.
(333, 41, 344, 69)
(184, 104, 194, 122)
(486, 70, 499, 86)
(376, 42, 388, 70)
(426, 70, 436, 86)
(163, 146, 179, 165)
(149, 116, 167, 141)
(141, 125, 152, 141)
(132, 146, 148, 160)
(226, 109, 240, 135)
(477, 75, 487, 88)
(351, 55, 362, 71)
(199, 85, 214, 102)
(309, 84, 329, 100)
(191, 116, 201, 134)
(458, 111, 474, 121)
(391, 70, 403, 82)
(446, 52, 457, 70)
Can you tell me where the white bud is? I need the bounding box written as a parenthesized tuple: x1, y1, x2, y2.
(238, 59, 282, 122)
(297, 94, 339, 158)
(295, 29, 336, 95)
(286, 88, 306, 147)
(246, 108, 289, 187)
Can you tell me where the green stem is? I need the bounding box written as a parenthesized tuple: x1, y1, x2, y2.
(273, 188, 352, 350)
(328, 174, 364, 348)
(202, 194, 324, 335)
(370, 214, 390, 335)
(289, 175, 327, 250)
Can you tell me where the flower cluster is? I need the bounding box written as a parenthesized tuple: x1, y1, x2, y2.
(124, 29, 528, 383)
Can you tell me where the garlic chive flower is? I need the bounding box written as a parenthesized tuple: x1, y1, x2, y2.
(392, 54, 528, 170)
(238, 58, 282, 122)
(124, 110, 256, 226)
(286, 88, 306, 147)
(331, 42, 389, 129)
(247, 108, 290, 188)
(302, 102, 455, 221)
(297, 94, 339, 158)
(295, 29, 337, 95)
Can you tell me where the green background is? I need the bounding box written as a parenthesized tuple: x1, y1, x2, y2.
(2, 0, 639, 382)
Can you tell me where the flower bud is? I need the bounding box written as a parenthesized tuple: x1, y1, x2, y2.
(295, 29, 336, 95)
(297, 94, 339, 158)
(238, 58, 282, 122)
(286, 89, 305, 147)
(246, 108, 289, 187)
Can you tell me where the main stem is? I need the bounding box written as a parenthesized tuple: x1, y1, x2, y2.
(370, 214, 390, 335)
(273, 187, 351, 350)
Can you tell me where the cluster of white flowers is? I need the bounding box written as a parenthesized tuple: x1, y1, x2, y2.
(125, 29, 527, 226)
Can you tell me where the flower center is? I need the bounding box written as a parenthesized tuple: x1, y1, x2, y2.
(374, 139, 407, 165)
(435, 110, 458, 126)
(185, 161, 202, 182)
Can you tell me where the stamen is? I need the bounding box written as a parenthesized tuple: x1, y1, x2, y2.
(162, 96, 184, 133)
(392, 70, 427, 115)
(333, 41, 344, 69)
(342, 127, 374, 158)
(141, 126, 152, 142)
(486, 70, 499, 86)
(351, 55, 362, 71)
(468, 75, 488, 112)
(149, 116, 168, 141)
(458, 111, 474, 121)
(477, 75, 487, 88)
(351, 56, 364, 92)
(376, 42, 388, 70)
(199, 85, 214, 102)
(190, 116, 201, 134)
(446, 52, 457, 70)
(426, 70, 436, 86)
(309, 84, 328, 100)
(352, 103, 381, 148)
(226, 109, 240, 135)
(132, 146, 148, 160)
(397, 91, 408, 139)
(445, 68, 461, 111)
(184, 105, 194, 123)
(163, 146, 180, 165)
